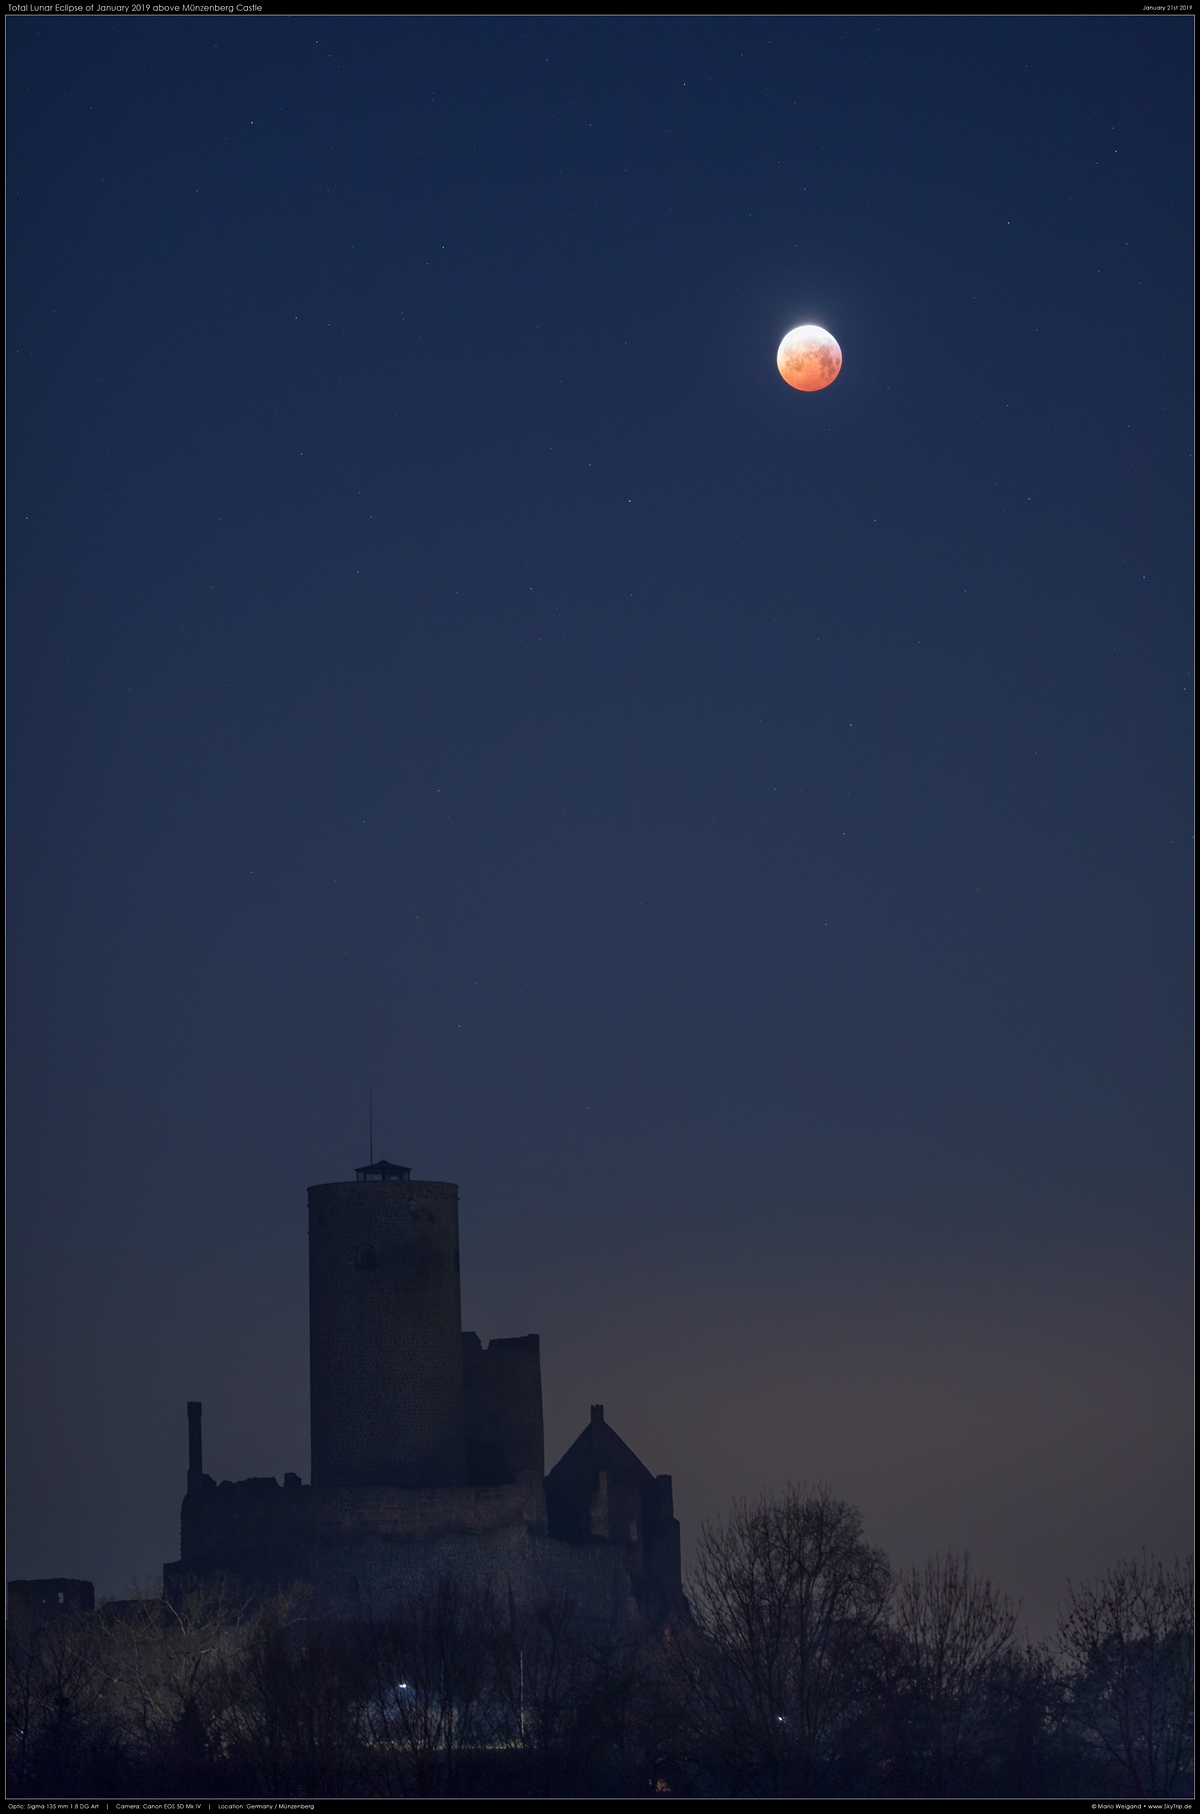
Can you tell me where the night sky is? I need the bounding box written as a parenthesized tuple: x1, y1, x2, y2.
(7, 17, 1192, 1635)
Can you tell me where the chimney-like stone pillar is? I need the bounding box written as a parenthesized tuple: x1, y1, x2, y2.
(187, 1401, 203, 1492)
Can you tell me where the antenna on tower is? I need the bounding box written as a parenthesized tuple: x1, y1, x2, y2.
(369, 1088, 373, 1165)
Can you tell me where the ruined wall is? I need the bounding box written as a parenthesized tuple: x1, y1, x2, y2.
(462, 1332, 544, 1486)
(308, 1179, 464, 1490)
(167, 1480, 658, 1635)
(544, 1406, 685, 1626)
(176, 1474, 538, 1574)
(7, 1578, 95, 1628)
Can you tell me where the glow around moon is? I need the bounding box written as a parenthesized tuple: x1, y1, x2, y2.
(777, 324, 842, 392)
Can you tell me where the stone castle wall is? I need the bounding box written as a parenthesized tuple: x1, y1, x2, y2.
(462, 1331, 544, 1483)
(168, 1479, 660, 1634)
(177, 1473, 542, 1570)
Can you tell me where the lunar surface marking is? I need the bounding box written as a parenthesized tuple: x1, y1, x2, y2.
(777, 325, 842, 392)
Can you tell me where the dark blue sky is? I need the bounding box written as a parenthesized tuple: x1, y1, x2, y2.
(7, 16, 1192, 1632)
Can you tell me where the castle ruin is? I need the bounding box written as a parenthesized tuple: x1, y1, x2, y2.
(160, 1157, 684, 1632)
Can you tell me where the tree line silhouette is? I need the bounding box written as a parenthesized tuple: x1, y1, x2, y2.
(7, 1486, 1193, 1798)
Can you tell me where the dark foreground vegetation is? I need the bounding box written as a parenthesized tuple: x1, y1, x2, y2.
(7, 1488, 1193, 1798)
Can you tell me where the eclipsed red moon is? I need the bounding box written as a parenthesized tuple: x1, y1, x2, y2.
(777, 324, 842, 392)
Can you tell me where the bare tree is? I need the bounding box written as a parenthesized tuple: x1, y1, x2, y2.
(357, 1576, 501, 1797)
(6, 1598, 115, 1792)
(221, 1603, 366, 1796)
(886, 1552, 1020, 1795)
(6, 1576, 312, 1795)
(491, 1597, 683, 1798)
(485, 1591, 589, 1793)
(680, 1483, 890, 1795)
(100, 1575, 264, 1774)
(1057, 1552, 1194, 1794)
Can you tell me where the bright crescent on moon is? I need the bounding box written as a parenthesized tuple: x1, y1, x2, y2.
(777, 324, 842, 392)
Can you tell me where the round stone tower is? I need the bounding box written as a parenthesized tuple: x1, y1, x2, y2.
(308, 1160, 465, 1490)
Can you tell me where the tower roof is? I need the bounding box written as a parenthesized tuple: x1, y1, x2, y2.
(354, 1157, 412, 1181)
